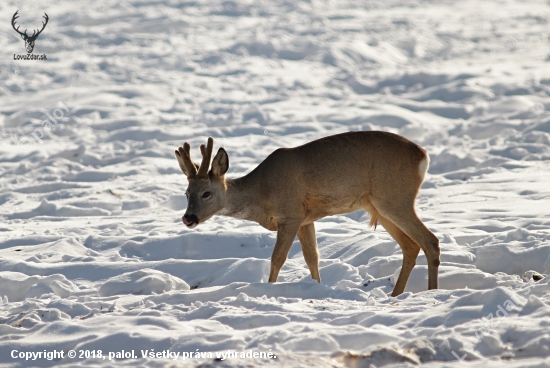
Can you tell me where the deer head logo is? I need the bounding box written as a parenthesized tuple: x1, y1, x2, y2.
(12, 10, 49, 54)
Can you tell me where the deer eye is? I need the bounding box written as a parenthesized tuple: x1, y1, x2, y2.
(202, 192, 211, 198)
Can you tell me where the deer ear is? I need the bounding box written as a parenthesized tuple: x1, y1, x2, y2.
(211, 148, 229, 177)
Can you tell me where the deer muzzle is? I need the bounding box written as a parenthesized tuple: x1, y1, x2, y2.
(182, 214, 198, 228)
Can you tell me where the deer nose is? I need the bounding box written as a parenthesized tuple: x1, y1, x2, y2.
(182, 214, 198, 226)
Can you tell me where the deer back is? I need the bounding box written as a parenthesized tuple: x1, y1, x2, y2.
(250, 131, 428, 222)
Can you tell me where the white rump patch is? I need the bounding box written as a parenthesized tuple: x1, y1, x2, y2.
(418, 155, 429, 182)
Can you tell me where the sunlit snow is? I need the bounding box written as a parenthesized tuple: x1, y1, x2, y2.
(1, 0, 550, 366)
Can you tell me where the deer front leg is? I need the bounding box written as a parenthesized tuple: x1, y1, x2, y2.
(297, 223, 321, 283)
(268, 221, 301, 282)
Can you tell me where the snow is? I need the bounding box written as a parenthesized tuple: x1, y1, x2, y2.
(1, 0, 550, 366)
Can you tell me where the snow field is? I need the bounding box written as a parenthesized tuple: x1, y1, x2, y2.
(1, 0, 550, 366)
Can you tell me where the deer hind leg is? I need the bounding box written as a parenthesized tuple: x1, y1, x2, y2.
(268, 221, 301, 283)
(297, 223, 321, 283)
(377, 215, 420, 296)
(371, 198, 440, 292)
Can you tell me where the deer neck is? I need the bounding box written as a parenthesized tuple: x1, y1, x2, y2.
(219, 173, 261, 222)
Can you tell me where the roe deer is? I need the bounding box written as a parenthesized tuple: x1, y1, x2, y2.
(174, 132, 439, 296)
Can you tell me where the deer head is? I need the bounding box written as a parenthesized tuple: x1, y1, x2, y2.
(12, 11, 49, 54)
(175, 137, 229, 228)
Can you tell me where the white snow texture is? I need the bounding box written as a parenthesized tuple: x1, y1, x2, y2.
(2, 0, 550, 367)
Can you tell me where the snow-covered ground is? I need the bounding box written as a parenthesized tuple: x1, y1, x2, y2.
(1, 0, 550, 366)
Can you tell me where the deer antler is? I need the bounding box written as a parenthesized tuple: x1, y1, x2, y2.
(175, 142, 198, 178)
(197, 137, 214, 177)
(11, 11, 49, 41)
(31, 13, 49, 40)
(11, 11, 27, 38)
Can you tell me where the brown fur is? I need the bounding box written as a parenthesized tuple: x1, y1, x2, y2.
(175, 131, 440, 296)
